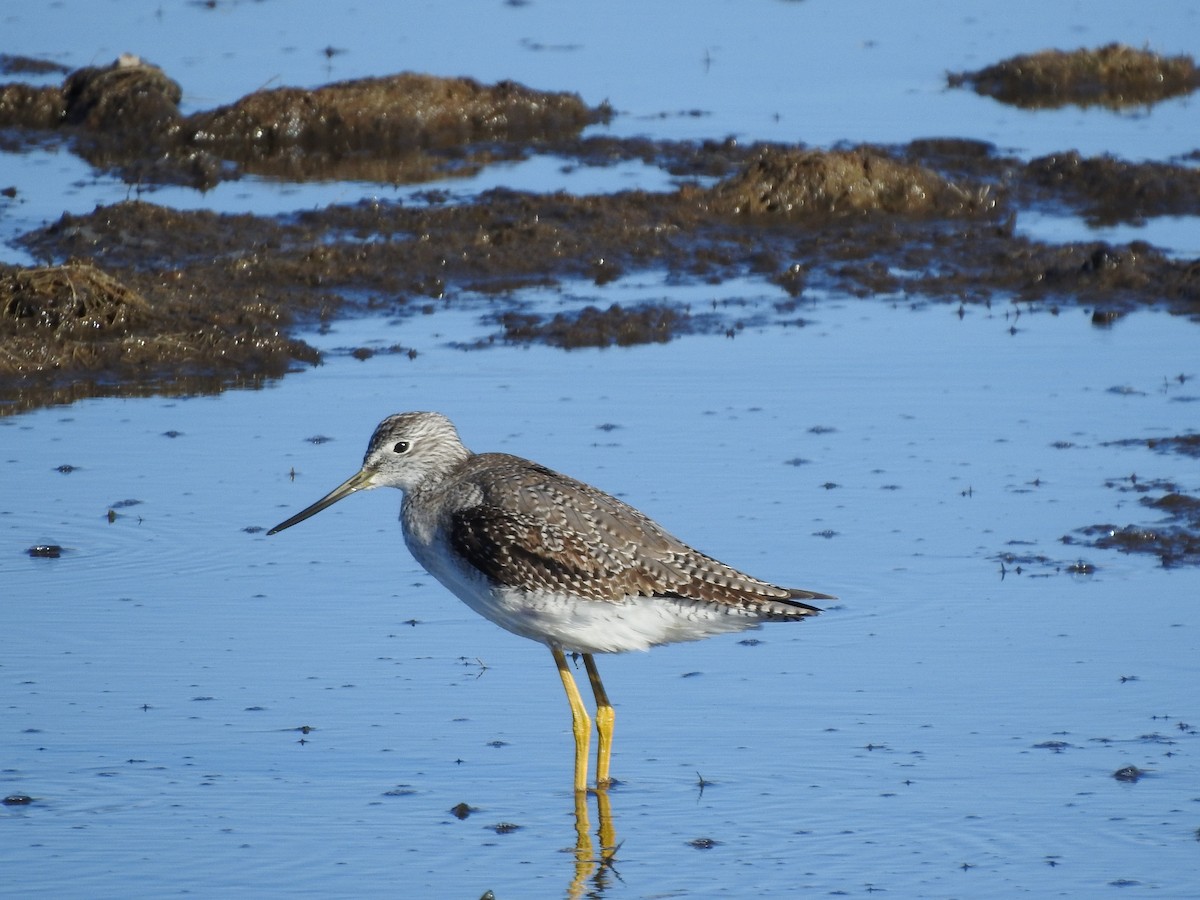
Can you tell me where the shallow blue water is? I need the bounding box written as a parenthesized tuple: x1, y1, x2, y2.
(5, 299, 1199, 897)
(3, 1, 1200, 897)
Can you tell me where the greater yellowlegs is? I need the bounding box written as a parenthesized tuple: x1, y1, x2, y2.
(268, 412, 832, 792)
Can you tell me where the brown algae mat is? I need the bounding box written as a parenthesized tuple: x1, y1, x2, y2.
(1, 53, 1199, 417)
(0, 261, 317, 409)
(0, 54, 607, 188)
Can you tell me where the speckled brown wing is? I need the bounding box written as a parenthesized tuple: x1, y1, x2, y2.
(447, 454, 828, 616)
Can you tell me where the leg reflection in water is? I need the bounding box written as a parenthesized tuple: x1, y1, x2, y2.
(569, 789, 619, 898)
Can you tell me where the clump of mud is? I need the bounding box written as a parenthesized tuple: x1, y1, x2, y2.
(706, 147, 990, 218)
(498, 303, 689, 349)
(0, 56, 608, 188)
(949, 44, 1200, 109)
(0, 79, 65, 130)
(189, 73, 602, 184)
(1025, 151, 1200, 224)
(0, 261, 316, 413)
(63, 54, 182, 130)
(1066, 473, 1200, 567)
(0, 54, 73, 131)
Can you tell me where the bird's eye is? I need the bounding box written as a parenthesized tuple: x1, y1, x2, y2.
(393, 441, 410, 454)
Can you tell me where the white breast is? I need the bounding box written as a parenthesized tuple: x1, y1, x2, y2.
(403, 517, 762, 653)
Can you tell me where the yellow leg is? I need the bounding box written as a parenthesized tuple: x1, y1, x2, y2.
(582, 653, 615, 789)
(552, 647, 591, 793)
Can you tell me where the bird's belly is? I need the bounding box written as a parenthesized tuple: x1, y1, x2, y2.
(404, 526, 766, 653)
(412, 541, 756, 653)
(478, 587, 767, 654)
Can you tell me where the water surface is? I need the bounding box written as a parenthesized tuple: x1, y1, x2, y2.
(6, 300, 1199, 896)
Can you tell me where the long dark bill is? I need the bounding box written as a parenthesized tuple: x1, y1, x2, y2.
(267, 468, 375, 535)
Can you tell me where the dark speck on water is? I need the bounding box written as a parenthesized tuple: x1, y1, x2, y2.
(1034, 740, 1071, 752)
(1113, 765, 1145, 782)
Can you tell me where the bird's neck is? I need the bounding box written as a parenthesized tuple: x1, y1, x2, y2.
(408, 447, 473, 497)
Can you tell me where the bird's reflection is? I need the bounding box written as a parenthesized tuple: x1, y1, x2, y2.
(568, 788, 619, 898)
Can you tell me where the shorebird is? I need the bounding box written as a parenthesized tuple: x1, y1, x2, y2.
(268, 412, 832, 792)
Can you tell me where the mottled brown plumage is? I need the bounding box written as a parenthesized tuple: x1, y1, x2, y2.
(446, 453, 825, 614)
